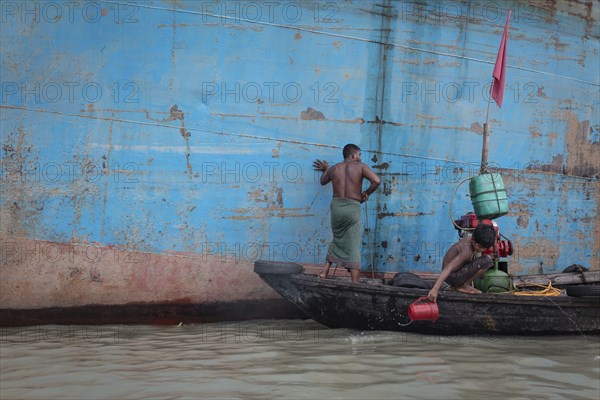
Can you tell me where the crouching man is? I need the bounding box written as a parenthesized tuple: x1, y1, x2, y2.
(427, 224, 496, 302)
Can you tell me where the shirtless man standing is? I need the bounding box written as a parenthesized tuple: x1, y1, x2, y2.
(313, 144, 381, 283)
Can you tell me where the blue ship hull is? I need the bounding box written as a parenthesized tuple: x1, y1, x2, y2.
(0, 0, 598, 322)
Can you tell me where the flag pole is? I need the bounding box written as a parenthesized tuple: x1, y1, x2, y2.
(481, 79, 494, 174)
(482, 9, 511, 175)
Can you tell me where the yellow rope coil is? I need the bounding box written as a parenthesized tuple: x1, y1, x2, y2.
(512, 280, 562, 296)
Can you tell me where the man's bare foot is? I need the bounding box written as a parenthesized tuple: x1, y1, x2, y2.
(318, 261, 332, 279)
(452, 284, 482, 294)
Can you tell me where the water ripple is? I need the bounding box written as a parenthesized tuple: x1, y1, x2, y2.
(1, 320, 598, 400)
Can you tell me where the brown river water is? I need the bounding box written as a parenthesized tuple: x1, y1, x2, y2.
(1, 319, 599, 400)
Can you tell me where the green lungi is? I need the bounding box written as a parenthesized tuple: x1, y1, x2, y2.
(326, 198, 361, 270)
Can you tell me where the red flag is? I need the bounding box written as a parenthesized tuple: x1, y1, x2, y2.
(491, 10, 511, 107)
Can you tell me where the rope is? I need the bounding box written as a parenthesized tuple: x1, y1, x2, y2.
(490, 173, 502, 217)
(449, 178, 474, 231)
(365, 199, 375, 279)
(512, 281, 562, 296)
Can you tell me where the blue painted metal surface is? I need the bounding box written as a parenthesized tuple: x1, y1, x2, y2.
(1, 0, 598, 280)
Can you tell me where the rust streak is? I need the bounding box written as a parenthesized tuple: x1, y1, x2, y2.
(508, 201, 531, 228)
(378, 212, 434, 218)
(210, 113, 257, 118)
(224, 213, 316, 220)
(233, 207, 306, 213)
(593, 184, 600, 270)
(157, 23, 196, 28)
(168, 11, 177, 105)
(416, 113, 439, 120)
(564, 111, 599, 178)
(101, 118, 113, 238)
(163, 105, 193, 176)
(300, 107, 326, 120)
(367, 117, 478, 132)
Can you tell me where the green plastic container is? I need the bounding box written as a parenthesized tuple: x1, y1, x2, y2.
(469, 173, 509, 219)
(474, 265, 513, 293)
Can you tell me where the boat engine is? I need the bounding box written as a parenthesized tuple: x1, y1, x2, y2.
(454, 212, 513, 260)
(454, 212, 514, 292)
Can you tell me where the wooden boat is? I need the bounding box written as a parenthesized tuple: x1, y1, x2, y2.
(254, 261, 600, 335)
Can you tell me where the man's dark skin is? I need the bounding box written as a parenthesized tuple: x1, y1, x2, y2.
(313, 149, 380, 282)
(426, 239, 492, 302)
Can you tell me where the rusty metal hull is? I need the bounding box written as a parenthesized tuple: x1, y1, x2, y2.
(255, 262, 600, 335)
(1, 1, 599, 322)
(0, 236, 307, 325)
(0, 299, 306, 327)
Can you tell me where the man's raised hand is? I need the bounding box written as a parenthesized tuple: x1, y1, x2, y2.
(313, 159, 329, 172)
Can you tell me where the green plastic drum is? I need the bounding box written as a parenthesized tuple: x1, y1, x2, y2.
(469, 173, 509, 219)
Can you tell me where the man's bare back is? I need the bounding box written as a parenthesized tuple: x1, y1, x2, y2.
(325, 162, 370, 201)
(314, 152, 380, 203)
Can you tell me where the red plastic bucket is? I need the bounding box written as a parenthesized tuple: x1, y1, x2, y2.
(408, 297, 439, 322)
